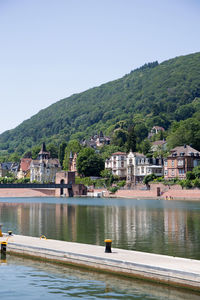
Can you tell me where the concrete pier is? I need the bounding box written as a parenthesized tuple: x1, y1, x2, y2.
(1, 234, 200, 291)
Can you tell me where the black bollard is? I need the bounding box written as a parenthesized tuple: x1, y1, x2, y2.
(1, 242, 7, 254)
(104, 239, 112, 253)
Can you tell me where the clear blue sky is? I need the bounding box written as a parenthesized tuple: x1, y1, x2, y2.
(0, 0, 200, 134)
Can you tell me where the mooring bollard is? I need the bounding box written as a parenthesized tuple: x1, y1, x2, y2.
(0, 224, 3, 237)
(1, 242, 7, 254)
(104, 239, 112, 253)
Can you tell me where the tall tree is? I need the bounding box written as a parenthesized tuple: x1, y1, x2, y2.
(126, 126, 136, 152)
(58, 142, 67, 167)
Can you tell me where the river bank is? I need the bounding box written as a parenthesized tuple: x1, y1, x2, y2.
(0, 182, 200, 200)
(94, 184, 200, 201)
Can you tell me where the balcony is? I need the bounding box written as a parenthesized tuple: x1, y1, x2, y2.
(177, 160, 184, 168)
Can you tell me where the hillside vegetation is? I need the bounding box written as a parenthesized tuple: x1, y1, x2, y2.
(0, 52, 200, 155)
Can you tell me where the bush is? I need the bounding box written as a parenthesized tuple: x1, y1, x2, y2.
(108, 186, 118, 194)
(179, 179, 192, 189)
(117, 180, 126, 188)
(193, 178, 200, 188)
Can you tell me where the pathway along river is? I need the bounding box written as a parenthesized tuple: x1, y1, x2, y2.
(0, 197, 200, 299)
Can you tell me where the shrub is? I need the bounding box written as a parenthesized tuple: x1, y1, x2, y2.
(108, 186, 118, 194)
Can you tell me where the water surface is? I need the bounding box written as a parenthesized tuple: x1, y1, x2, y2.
(0, 197, 200, 259)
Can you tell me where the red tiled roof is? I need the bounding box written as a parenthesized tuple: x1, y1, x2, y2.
(20, 158, 32, 172)
(112, 152, 127, 156)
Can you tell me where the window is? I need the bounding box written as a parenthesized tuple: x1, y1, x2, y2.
(121, 161, 124, 168)
(171, 160, 174, 167)
(164, 170, 168, 175)
(129, 159, 132, 165)
(171, 169, 175, 176)
(179, 169, 185, 174)
(164, 161, 168, 166)
(141, 167, 144, 173)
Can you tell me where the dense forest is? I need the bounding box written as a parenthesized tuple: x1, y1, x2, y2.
(0, 51, 200, 157)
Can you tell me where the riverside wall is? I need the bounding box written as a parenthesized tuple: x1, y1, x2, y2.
(94, 183, 200, 200)
(0, 188, 55, 197)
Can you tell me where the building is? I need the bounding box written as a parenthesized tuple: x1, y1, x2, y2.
(17, 158, 32, 179)
(105, 152, 127, 178)
(81, 131, 110, 149)
(0, 162, 19, 178)
(127, 152, 163, 184)
(30, 143, 61, 183)
(69, 152, 78, 175)
(148, 126, 165, 139)
(164, 145, 200, 180)
(151, 140, 167, 152)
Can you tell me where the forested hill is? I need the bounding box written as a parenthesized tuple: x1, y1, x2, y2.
(1, 52, 200, 154)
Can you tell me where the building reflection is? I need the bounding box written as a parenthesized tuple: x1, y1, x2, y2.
(0, 201, 200, 259)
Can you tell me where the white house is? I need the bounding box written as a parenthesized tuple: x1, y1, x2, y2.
(30, 143, 61, 183)
(105, 152, 127, 178)
(127, 152, 163, 184)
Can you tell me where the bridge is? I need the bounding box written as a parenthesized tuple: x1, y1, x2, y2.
(0, 183, 72, 189)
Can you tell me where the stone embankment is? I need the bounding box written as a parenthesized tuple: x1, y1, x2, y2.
(94, 183, 200, 200)
(0, 234, 200, 291)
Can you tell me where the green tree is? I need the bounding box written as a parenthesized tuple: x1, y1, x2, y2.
(8, 153, 20, 162)
(47, 143, 58, 158)
(112, 129, 128, 147)
(138, 139, 151, 154)
(58, 142, 67, 167)
(31, 145, 41, 159)
(77, 147, 104, 177)
(126, 126, 136, 152)
(143, 173, 157, 185)
(63, 140, 82, 170)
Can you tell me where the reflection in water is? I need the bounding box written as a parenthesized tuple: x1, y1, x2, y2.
(0, 198, 200, 259)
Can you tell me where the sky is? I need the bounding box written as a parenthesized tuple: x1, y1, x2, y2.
(0, 0, 200, 134)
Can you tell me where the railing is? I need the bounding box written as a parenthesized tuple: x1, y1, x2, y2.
(0, 183, 72, 189)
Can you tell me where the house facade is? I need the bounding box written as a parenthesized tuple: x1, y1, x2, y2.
(30, 143, 61, 183)
(164, 145, 200, 180)
(105, 152, 127, 178)
(17, 158, 32, 179)
(151, 140, 167, 152)
(105, 151, 163, 183)
(0, 162, 19, 178)
(127, 152, 163, 184)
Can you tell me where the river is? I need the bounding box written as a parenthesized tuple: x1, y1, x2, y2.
(0, 197, 200, 299)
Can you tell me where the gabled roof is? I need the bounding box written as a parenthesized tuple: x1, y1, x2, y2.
(169, 145, 200, 157)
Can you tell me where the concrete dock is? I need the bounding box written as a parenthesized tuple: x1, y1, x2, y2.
(1, 234, 200, 291)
